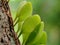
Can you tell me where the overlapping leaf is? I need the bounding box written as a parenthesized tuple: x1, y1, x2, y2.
(21, 15, 41, 45)
(14, 1, 32, 33)
(25, 22, 46, 45)
(13, 1, 47, 45)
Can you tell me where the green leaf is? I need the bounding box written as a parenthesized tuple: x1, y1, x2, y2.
(14, 1, 32, 23)
(14, 1, 27, 21)
(35, 44, 46, 45)
(39, 31, 47, 44)
(14, 1, 33, 33)
(25, 23, 41, 45)
(18, 1, 32, 21)
(33, 31, 47, 45)
(26, 22, 44, 45)
(30, 44, 46, 45)
(39, 44, 46, 45)
(20, 15, 41, 45)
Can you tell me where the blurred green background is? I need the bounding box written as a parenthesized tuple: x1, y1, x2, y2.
(9, 0, 60, 45)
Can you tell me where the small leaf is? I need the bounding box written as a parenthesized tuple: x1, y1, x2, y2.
(20, 15, 41, 45)
(18, 2, 32, 21)
(33, 31, 47, 45)
(14, 1, 27, 22)
(14, 1, 33, 33)
(26, 22, 44, 45)
(25, 23, 41, 45)
(28, 44, 46, 45)
(39, 44, 46, 45)
(33, 44, 46, 45)
(14, 1, 32, 23)
(39, 31, 47, 44)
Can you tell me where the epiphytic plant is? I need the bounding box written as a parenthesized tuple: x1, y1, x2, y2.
(13, 1, 47, 45)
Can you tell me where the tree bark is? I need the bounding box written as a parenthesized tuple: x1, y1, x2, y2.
(0, 0, 20, 45)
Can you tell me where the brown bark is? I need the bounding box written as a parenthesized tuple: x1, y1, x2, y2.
(0, 0, 20, 45)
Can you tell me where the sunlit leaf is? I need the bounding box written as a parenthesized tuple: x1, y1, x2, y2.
(25, 23, 41, 45)
(39, 31, 47, 44)
(33, 31, 47, 45)
(17, 1, 32, 21)
(14, 1, 32, 23)
(20, 15, 41, 45)
(14, 1, 33, 33)
(32, 22, 44, 44)
(25, 22, 44, 45)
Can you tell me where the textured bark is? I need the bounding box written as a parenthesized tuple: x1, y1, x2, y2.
(0, 0, 20, 45)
